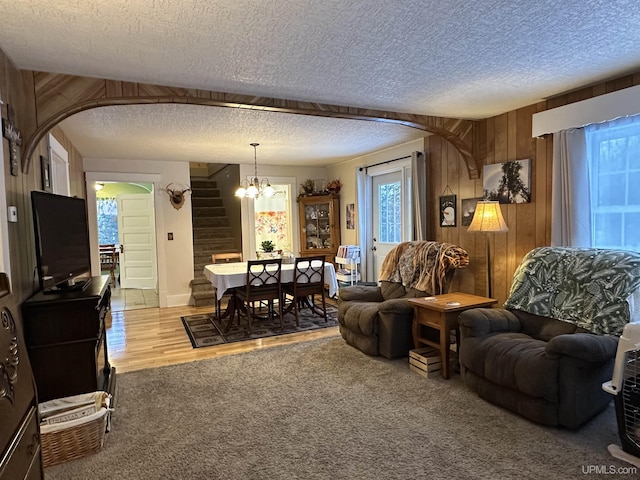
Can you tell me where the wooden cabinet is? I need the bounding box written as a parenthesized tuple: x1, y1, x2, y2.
(21, 275, 116, 403)
(0, 273, 44, 480)
(298, 195, 341, 263)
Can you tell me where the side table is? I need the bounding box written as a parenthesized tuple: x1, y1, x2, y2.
(408, 293, 497, 379)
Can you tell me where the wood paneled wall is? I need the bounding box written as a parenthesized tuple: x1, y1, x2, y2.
(3, 44, 640, 306)
(1, 51, 86, 303)
(428, 72, 640, 305)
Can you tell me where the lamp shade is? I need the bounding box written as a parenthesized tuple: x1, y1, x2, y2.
(467, 201, 509, 233)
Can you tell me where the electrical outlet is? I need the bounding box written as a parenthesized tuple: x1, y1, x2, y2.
(168, 232, 173, 240)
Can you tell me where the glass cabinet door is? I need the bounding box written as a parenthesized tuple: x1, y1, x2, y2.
(298, 194, 340, 260)
(302, 200, 332, 250)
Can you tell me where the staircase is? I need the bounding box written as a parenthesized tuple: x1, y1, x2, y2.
(189, 178, 238, 306)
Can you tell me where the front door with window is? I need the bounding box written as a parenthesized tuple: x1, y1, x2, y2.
(370, 165, 412, 281)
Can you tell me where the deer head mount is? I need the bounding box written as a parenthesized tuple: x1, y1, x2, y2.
(165, 184, 192, 210)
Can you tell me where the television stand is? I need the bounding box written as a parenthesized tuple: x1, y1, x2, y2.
(21, 275, 116, 402)
(42, 277, 92, 294)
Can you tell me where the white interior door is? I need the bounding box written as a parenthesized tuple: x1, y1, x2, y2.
(48, 133, 70, 196)
(117, 193, 158, 289)
(370, 167, 412, 281)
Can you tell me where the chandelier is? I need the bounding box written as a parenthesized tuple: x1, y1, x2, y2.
(235, 143, 275, 199)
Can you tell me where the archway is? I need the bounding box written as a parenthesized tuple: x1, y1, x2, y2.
(22, 72, 480, 179)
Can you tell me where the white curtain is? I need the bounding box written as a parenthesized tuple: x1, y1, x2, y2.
(411, 151, 427, 240)
(551, 128, 591, 246)
(356, 167, 371, 281)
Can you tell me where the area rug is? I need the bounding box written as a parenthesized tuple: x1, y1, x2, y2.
(44, 337, 630, 480)
(181, 304, 338, 347)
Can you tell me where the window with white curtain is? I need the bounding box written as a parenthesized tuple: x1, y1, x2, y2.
(586, 115, 640, 251)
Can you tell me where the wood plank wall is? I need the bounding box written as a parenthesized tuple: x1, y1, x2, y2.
(428, 72, 640, 306)
(1, 51, 86, 303)
(2, 44, 640, 306)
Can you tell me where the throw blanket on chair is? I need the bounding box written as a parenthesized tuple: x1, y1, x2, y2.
(379, 241, 469, 294)
(503, 246, 640, 336)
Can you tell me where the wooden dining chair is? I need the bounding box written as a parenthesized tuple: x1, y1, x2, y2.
(99, 244, 118, 287)
(211, 252, 243, 321)
(212, 252, 243, 264)
(282, 255, 327, 325)
(234, 258, 283, 334)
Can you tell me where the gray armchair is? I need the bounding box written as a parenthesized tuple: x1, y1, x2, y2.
(459, 247, 640, 429)
(338, 241, 469, 359)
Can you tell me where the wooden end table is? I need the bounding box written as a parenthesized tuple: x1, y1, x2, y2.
(408, 293, 497, 379)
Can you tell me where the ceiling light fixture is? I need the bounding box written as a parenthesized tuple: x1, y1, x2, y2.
(235, 143, 275, 199)
(94, 182, 104, 191)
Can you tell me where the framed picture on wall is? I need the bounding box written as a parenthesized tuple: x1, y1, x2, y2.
(439, 194, 456, 227)
(482, 159, 531, 203)
(346, 203, 355, 229)
(40, 155, 52, 192)
(461, 197, 483, 226)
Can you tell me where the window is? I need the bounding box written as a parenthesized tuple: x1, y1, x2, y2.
(586, 115, 640, 251)
(377, 181, 402, 243)
(97, 198, 119, 245)
(253, 184, 293, 254)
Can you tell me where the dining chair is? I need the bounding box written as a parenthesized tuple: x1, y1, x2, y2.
(99, 244, 118, 287)
(211, 251, 243, 321)
(234, 258, 283, 334)
(282, 255, 327, 325)
(212, 252, 243, 264)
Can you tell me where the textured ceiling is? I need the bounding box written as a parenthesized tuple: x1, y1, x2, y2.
(1, 0, 640, 165)
(60, 104, 424, 165)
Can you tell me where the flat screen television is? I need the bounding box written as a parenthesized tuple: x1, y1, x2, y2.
(31, 191, 92, 292)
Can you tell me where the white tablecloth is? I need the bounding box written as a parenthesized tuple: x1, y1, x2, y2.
(203, 262, 338, 300)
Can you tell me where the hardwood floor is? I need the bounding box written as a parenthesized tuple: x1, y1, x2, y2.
(106, 304, 340, 374)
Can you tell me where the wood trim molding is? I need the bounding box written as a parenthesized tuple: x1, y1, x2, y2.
(23, 72, 480, 178)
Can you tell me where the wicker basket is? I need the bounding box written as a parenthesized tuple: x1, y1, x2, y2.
(39, 391, 111, 467)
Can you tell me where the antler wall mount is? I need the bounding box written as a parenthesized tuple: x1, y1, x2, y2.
(165, 184, 192, 210)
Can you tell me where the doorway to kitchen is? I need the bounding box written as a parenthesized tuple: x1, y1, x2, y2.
(95, 181, 159, 311)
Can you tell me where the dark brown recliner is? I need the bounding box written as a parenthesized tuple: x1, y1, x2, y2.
(338, 241, 469, 359)
(459, 247, 640, 429)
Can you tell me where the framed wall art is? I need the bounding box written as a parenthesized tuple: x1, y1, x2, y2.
(346, 203, 355, 229)
(482, 159, 531, 204)
(439, 194, 456, 227)
(461, 197, 483, 226)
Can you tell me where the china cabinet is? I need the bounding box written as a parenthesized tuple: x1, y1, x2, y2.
(298, 195, 340, 264)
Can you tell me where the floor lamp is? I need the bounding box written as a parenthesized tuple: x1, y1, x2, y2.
(467, 201, 509, 298)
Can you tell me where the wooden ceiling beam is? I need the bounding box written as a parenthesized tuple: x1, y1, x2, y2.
(22, 72, 480, 179)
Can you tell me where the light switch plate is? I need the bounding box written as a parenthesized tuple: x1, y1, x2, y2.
(8, 206, 17, 222)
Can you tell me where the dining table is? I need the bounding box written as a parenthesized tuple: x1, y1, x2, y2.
(202, 260, 339, 331)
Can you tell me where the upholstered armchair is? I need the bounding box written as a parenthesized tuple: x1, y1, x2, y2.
(338, 241, 469, 359)
(459, 246, 640, 429)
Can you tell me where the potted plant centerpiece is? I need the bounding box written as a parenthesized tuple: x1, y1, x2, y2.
(259, 240, 278, 259)
(261, 240, 275, 252)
